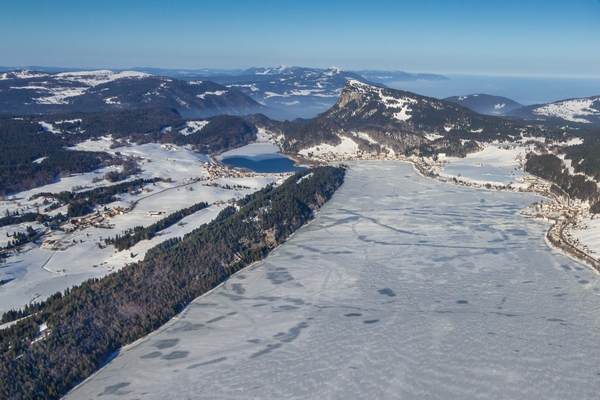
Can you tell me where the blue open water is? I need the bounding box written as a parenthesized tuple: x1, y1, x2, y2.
(221, 154, 306, 173)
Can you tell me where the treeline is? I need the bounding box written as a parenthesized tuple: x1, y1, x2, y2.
(0, 117, 111, 195)
(42, 109, 257, 153)
(0, 212, 51, 228)
(563, 141, 600, 181)
(525, 153, 599, 205)
(0, 166, 346, 399)
(104, 201, 209, 251)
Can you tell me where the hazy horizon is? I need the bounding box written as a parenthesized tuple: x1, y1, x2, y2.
(2, 0, 600, 78)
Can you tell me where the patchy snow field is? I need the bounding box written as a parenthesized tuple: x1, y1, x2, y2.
(68, 162, 600, 399)
(570, 217, 600, 256)
(438, 143, 529, 187)
(299, 136, 360, 157)
(0, 140, 284, 315)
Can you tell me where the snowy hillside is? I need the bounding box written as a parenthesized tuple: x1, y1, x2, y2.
(0, 69, 265, 117)
(509, 96, 600, 125)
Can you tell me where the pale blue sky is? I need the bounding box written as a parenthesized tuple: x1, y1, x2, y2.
(1, 0, 599, 77)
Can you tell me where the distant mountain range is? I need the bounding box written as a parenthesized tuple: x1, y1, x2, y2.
(0, 66, 449, 120)
(1, 67, 599, 126)
(0, 70, 265, 118)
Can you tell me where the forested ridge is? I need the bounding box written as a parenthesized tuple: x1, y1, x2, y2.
(0, 165, 346, 399)
(525, 153, 600, 207)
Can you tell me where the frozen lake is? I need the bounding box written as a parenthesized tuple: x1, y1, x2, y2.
(68, 162, 600, 399)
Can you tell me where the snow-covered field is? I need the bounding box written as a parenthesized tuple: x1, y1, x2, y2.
(438, 143, 529, 187)
(68, 162, 600, 399)
(0, 140, 284, 315)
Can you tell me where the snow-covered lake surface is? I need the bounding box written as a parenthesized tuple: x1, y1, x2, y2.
(68, 162, 600, 399)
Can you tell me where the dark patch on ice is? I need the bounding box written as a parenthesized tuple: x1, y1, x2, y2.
(273, 321, 309, 343)
(235, 274, 247, 280)
(167, 322, 205, 333)
(480, 198, 486, 203)
(487, 332, 496, 335)
(522, 280, 535, 284)
(219, 293, 245, 301)
(140, 351, 162, 359)
(297, 245, 320, 253)
(227, 312, 238, 316)
(273, 305, 299, 312)
(206, 315, 226, 324)
(284, 298, 305, 305)
(191, 302, 219, 307)
(496, 284, 504, 287)
(561, 265, 572, 271)
(162, 351, 190, 360)
(357, 235, 398, 245)
(506, 229, 527, 236)
(491, 312, 518, 317)
(575, 266, 585, 271)
(247, 339, 261, 344)
(186, 357, 227, 369)
(98, 382, 131, 396)
(554, 293, 568, 297)
(578, 280, 590, 284)
(267, 267, 294, 284)
(547, 318, 566, 322)
(252, 303, 268, 307)
(456, 300, 469, 304)
(250, 343, 283, 359)
(344, 313, 363, 317)
(433, 256, 454, 262)
(152, 339, 179, 350)
(328, 215, 360, 226)
(231, 283, 245, 295)
(323, 250, 353, 255)
(363, 319, 380, 324)
(378, 288, 397, 297)
(497, 296, 506, 310)
(292, 255, 304, 259)
(255, 296, 280, 302)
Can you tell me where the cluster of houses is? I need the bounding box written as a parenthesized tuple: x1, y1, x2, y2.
(67, 207, 128, 231)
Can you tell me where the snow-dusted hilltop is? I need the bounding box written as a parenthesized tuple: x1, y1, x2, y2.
(251, 80, 551, 158)
(0, 69, 265, 117)
(508, 96, 600, 125)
